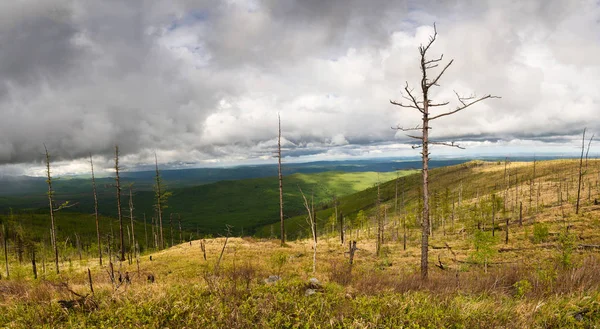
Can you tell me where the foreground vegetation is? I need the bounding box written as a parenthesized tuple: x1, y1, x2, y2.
(1, 159, 600, 327)
(1, 230, 599, 328)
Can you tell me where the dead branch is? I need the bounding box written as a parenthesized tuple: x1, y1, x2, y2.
(435, 255, 446, 270)
(419, 23, 438, 55)
(392, 125, 427, 132)
(428, 101, 450, 107)
(54, 201, 79, 212)
(429, 141, 465, 149)
(430, 94, 500, 121)
(426, 59, 453, 88)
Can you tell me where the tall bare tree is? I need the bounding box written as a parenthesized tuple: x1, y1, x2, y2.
(2, 223, 9, 278)
(90, 154, 102, 265)
(277, 114, 285, 245)
(153, 153, 171, 249)
(299, 187, 317, 274)
(178, 214, 183, 244)
(114, 145, 125, 262)
(576, 128, 594, 214)
(44, 145, 60, 274)
(128, 185, 136, 259)
(390, 24, 499, 279)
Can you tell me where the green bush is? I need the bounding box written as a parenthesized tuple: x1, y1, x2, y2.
(532, 223, 549, 244)
(556, 229, 575, 269)
(513, 279, 532, 298)
(270, 251, 288, 275)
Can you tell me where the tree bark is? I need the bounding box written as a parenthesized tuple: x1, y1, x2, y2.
(278, 114, 285, 245)
(115, 145, 125, 262)
(129, 186, 136, 258)
(154, 154, 164, 249)
(576, 128, 586, 214)
(45, 146, 59, 274)
(90, 154, 102, 265)
(2, 224, 8, 278)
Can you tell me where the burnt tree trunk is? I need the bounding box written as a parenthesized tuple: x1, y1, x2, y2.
(576, 129, 586, 214)
(90, 154, 102, 265)
(45, 146, 59, 274)
(115, 145, 125, 262)
(277, 114, 285, 245)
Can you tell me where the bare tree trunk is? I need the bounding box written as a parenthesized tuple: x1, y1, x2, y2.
(530, 157, 535, 213)
(505, 218, 509, 244)
(492, 194, 496, 237)
(88, 268, 94, 294)
(215, 228, 231, 272)
(129, 186, 136, 258)
(151, 216, 156, 249)
(390, 25, 498, 279)
(90, 154, 102, 266)
(376, 183, 382, 256)
(339, 211, 344, 246)
(169, 213, 174, 247)
(299, 188, 317, 274)
(504, 158, 509, 213)
(200, 239, 207, 261)
(154, 154, 164, 249)
(2, 224, 9, 278)
(75, 233, 82, 261)
(178, 214, 183, 244)
(403, 188, 407, 251)
(348, 241, 357, 265)
(576, 128, 586, 214)
(31, 247, 37, 279)
(277, 114, 285, 245)
(144, 213, 148, 251)
(45, 146, 59, 274)
(115, 145, 125, 262)
(519, 202, 523, 226)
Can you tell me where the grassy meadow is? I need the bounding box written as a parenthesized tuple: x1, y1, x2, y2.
(1, 159, 600, 327)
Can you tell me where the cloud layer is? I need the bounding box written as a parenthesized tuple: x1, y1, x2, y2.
(0, 0, 599, 174)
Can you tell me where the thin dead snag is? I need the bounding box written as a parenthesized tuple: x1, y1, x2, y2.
(299, 187, 317, 274)
(390, 24, 499, 279)
(277, 113, 285, 245)
(178, 214, 183, 244)
(114, 145, 125, 262)
(215, 225, 232, 272)
(128, 185, 136, 259)
(348, 241, 357, 265)
(154, 153, 165, 249)
(576, 128, 586, 215)
(376, 182, 383, 257)
(44, 145, 60, 274)
(2, 224, 8, 278)
(90, 154, 102, 266)
(200, 239, 207, 261)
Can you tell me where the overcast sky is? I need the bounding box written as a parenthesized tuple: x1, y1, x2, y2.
(0, 0, 598, 176)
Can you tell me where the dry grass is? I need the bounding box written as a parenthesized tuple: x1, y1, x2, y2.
(2, 159, 600, 327)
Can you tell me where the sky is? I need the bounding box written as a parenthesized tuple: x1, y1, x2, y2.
(0, 0, 599, 176)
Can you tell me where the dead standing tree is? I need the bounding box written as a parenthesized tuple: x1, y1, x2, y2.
(90, 154, 102, 266)
(44, 145, 60, 274)
(390, 24, 499, 279)
(277, 113, 285, 245)
(128, 185, 136, 260)
(576, 129, 595, 214)
(299, 187, 317, 275)
(154, 153, 170, 250)
(114, 145, 126, 262)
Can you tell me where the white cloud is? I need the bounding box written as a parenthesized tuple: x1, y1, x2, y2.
(0, 0, 599, 175)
